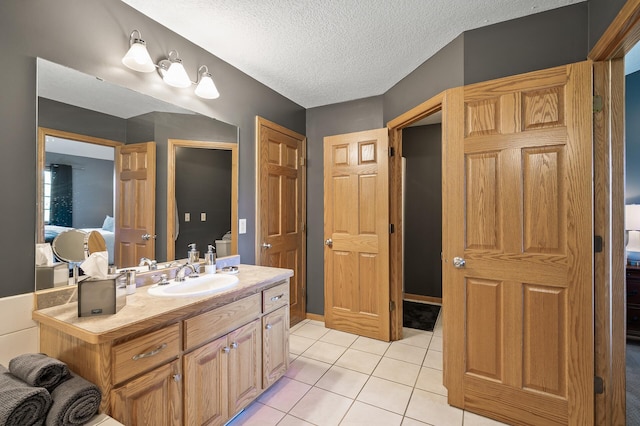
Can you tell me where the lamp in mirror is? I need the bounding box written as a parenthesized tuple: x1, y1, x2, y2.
(626, 204, 640, 263)
(121, 30, 155, 73)
(195, 66, 220, 99)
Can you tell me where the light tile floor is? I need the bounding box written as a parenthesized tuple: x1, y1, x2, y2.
(227, 312, 506, 426)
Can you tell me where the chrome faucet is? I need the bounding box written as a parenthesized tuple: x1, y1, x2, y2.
(174, 264, 197, 282)
(139, 257, 158, 270)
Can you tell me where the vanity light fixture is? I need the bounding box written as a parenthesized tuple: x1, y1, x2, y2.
(122, 30, 220, 99)
(121, 30, 155, 73)
(157, 50, 192, 88)
(194, 65, 220, 99)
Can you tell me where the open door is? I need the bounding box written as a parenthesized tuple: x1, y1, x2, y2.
(324, 128, 390, 341)
(115, 142, 156, 267)
(442, 62, 594, 424)
(256, 117, 307, 326)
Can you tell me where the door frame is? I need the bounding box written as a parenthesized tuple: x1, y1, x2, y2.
(36, 127, 122, 243)
(387, 94, 444, 340)
(166, 139, 238, 261)
(589, 0, 640, 423)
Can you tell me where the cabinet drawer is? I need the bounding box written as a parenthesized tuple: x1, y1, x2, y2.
(184, 293, 261, 351)
(112, 323, 180, 385)
(263, 282, 289, 313)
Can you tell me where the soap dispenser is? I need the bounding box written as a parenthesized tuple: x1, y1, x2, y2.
(187, 243, 199, 265)
(205, 244, 217, 274)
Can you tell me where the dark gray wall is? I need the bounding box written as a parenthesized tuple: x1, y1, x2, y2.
(45, 152, 114, 229)
(38, 98, 127, 142)
(627, 70, 640, 203)
(152, 112, 237, 263)
(403, 125, 442, 298)
(0, 0, 303, 298)
(588, 0, 627, 50)
(175, 148, 232, 256)
(305, 96, 384, 314)
(383, 35, 464, 123)
(463, 4, 588, 85)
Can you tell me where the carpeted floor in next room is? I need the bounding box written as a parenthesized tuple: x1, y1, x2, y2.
(403, 300, 441, 332)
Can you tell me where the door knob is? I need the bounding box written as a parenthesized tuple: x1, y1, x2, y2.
(261, 242, 272, 249)
(141, 233, 156, 241)
(453, 257, 466, 268)
(325, 238, 333, 248)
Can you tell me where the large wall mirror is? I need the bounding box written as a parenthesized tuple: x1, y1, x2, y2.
(36, 58, 239, 286)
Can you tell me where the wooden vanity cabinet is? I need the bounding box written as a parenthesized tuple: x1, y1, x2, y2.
(111, 359, 182, 425)
(35, 277, 290, 426)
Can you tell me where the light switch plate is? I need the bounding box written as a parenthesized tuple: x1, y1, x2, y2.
(200, 212, 206, 221)
(239, 218, 246, 234)
(185, 212, 190, 222)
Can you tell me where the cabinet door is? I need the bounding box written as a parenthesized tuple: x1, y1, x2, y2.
(111, 359, 181, 426)
(263, 305, 290, 388)
(183, 335, 229, 426)
(227, 319, 261, 415)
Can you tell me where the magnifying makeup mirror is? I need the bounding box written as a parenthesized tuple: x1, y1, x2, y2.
(52, 229, 107, 282)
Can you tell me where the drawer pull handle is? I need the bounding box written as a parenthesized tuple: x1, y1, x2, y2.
(132, 343, 168, 361)
(231, 342, 238, 349)
(265, 324, 273, 330)
(223, 346, 230, 354)
(270, 294, 284, 302)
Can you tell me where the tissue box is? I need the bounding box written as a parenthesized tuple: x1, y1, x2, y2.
(78, 275, 126, 317)
(35, 263, 69, 290)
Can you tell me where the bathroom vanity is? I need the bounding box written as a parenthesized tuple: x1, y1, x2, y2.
(32, 264, 292, 425)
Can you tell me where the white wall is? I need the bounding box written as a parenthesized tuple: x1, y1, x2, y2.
(0, 293, 39, 367)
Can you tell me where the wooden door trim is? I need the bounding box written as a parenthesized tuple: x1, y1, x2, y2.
(36, 127, 122, 243)
(387, 93, 444, 341)
(166, 139, 238, 261)
(590, 1, 640, 423)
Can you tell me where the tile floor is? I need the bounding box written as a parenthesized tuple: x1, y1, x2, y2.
(227, 312, 506, 426)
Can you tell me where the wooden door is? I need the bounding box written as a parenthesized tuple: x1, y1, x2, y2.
(115, 142, 156, 268)
(323, 128, 390, 341)
(227, 319, 261, 416)
(111, 359, 181, 425)
(257, 117, 307, 326)
(442, 62, 593, 425)
(262, 305, 290, 387)
(183, 336, 228, 426)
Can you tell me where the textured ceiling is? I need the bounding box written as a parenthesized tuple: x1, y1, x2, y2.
(121, 1, 585, 108)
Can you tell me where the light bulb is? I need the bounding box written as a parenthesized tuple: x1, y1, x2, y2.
(195, 73, 220, 99)
(163, 59, 191, 88)
(122, 33, 155, 73)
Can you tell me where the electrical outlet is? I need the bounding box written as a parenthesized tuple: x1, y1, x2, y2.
(239, 218, 246, 234)
(200, 212, 206, 221)
(185, 212, 190, 222)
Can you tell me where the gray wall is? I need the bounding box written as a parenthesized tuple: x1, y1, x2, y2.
(175, 148, 232, 256)
(403, 125, 442, 298)
(305, 96, 384, 314)
(0, 0, 304, 298)
(45, 152, 114, 229)
(463, 4, 588, 85)
(588, 0, 627, 50)
(626, 70, 640, 203)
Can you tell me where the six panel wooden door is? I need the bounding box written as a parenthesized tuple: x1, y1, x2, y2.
(323, 128, 390, 341)
(257, 117, 307, 326)
(115, 142, 156, 268)
(442, 62, 593, 425)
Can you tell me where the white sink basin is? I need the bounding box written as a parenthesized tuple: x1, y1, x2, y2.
(147, 273, 239, 297)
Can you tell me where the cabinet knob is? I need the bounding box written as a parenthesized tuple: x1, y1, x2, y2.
(223, 346, 230, 353)
(231, 342, 238, 349)
(265, 324, 273, 330)
(172, 374, 181, 382)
